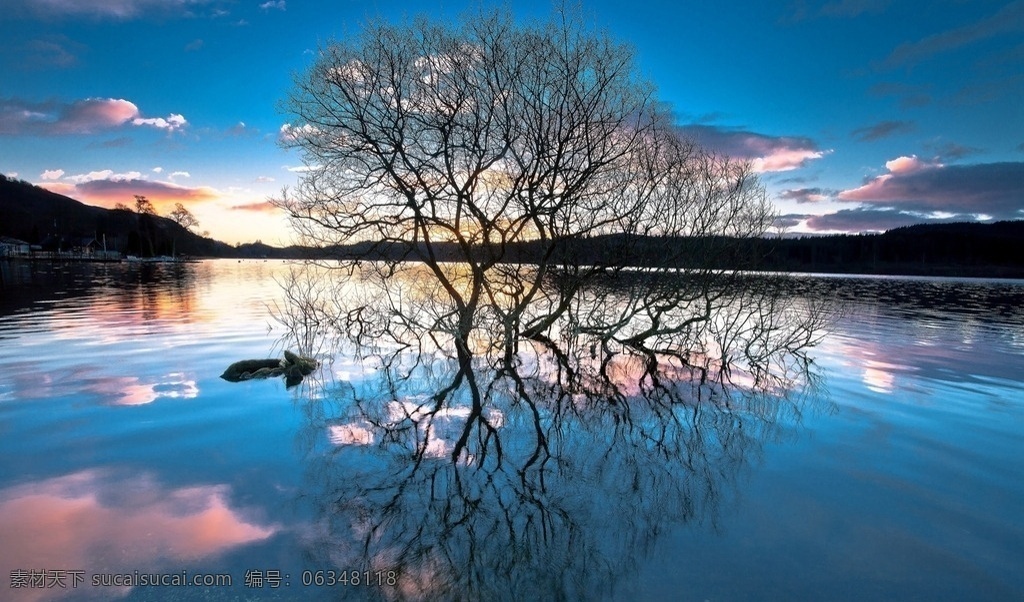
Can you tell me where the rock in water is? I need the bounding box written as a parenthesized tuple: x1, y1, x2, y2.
(283, 350, 318, 375)
(284, 365, 305, 388)
(221, 351, 318, 385)
(221, 359, 283, 382)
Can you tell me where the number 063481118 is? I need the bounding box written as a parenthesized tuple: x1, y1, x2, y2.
(301, 570, 398, 587)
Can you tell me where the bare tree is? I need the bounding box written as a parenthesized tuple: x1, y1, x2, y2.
(129, 195, 159, 256)
(270, 12, 834, 593)
(274, 8, 831, 469)
(133, 195, 156, 216)
(280, 8, 774, 348)
(167, 202, 199, 232)
(166, 202, 200, 258)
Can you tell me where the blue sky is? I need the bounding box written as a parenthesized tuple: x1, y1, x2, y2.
(2, 0, 1022, 245)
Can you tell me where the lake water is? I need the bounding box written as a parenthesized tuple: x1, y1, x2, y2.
(1, 259, 1022, 601)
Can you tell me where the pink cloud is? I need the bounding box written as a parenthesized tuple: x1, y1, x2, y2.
(751, 148, 826, 173)
(76, 178, 219, 207)
(58, 98, 139, 133)
(838, 158, 1024, 219)
(678, 125, 827, 172)
(39, 173, 221, 212)
(37, 181, 75, 195)
(0, 97, 187, 135)
(883, 155, 930, 174)
(0, 98, 137, 134)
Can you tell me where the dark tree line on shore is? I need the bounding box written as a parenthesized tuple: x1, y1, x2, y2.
(3, 174, 1022, 275)
(320, 220, 1024, 278)
(749, 221, 1024, 277)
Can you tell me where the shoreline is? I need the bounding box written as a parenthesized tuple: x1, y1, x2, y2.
(5, 255, 1024, 281)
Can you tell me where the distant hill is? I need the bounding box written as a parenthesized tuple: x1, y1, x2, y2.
(4, 174, 1022, 276)
(749, 221, 1024, 277)
(0, 175, 235, 257)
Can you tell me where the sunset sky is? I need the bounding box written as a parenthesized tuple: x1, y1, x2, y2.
(2, 0, 1022, 245)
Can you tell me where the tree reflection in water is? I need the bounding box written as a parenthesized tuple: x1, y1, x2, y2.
(278, 263, 833, 600)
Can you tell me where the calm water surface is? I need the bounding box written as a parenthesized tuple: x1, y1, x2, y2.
(1, 260, 1022, 601)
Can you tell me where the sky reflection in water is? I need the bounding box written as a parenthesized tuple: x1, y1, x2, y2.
(0, 260, 1022, 600)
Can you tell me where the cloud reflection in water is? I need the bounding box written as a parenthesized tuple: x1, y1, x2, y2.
(2, 365, 198, 406)
(0, 470, 276, 601)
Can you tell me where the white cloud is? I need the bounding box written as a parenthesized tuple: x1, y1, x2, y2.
(284, 164, 319, 173)
(132, 113, 187, 132)
(40, 169, 65, 180)
(259, 1, 286, 11)
(278, 122, 315, 143)
(169, 171, 191, 179)
(64, 169, 144, 184)
(65, 169, 113, 184)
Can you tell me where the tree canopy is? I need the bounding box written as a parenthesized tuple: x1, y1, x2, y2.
(168, 202, 199, 232)
(280, 9, 770, 251)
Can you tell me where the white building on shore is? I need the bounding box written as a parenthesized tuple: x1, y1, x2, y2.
(0, 236, 31, 257)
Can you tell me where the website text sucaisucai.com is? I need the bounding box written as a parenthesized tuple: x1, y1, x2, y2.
(9, 569, 231, 591)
